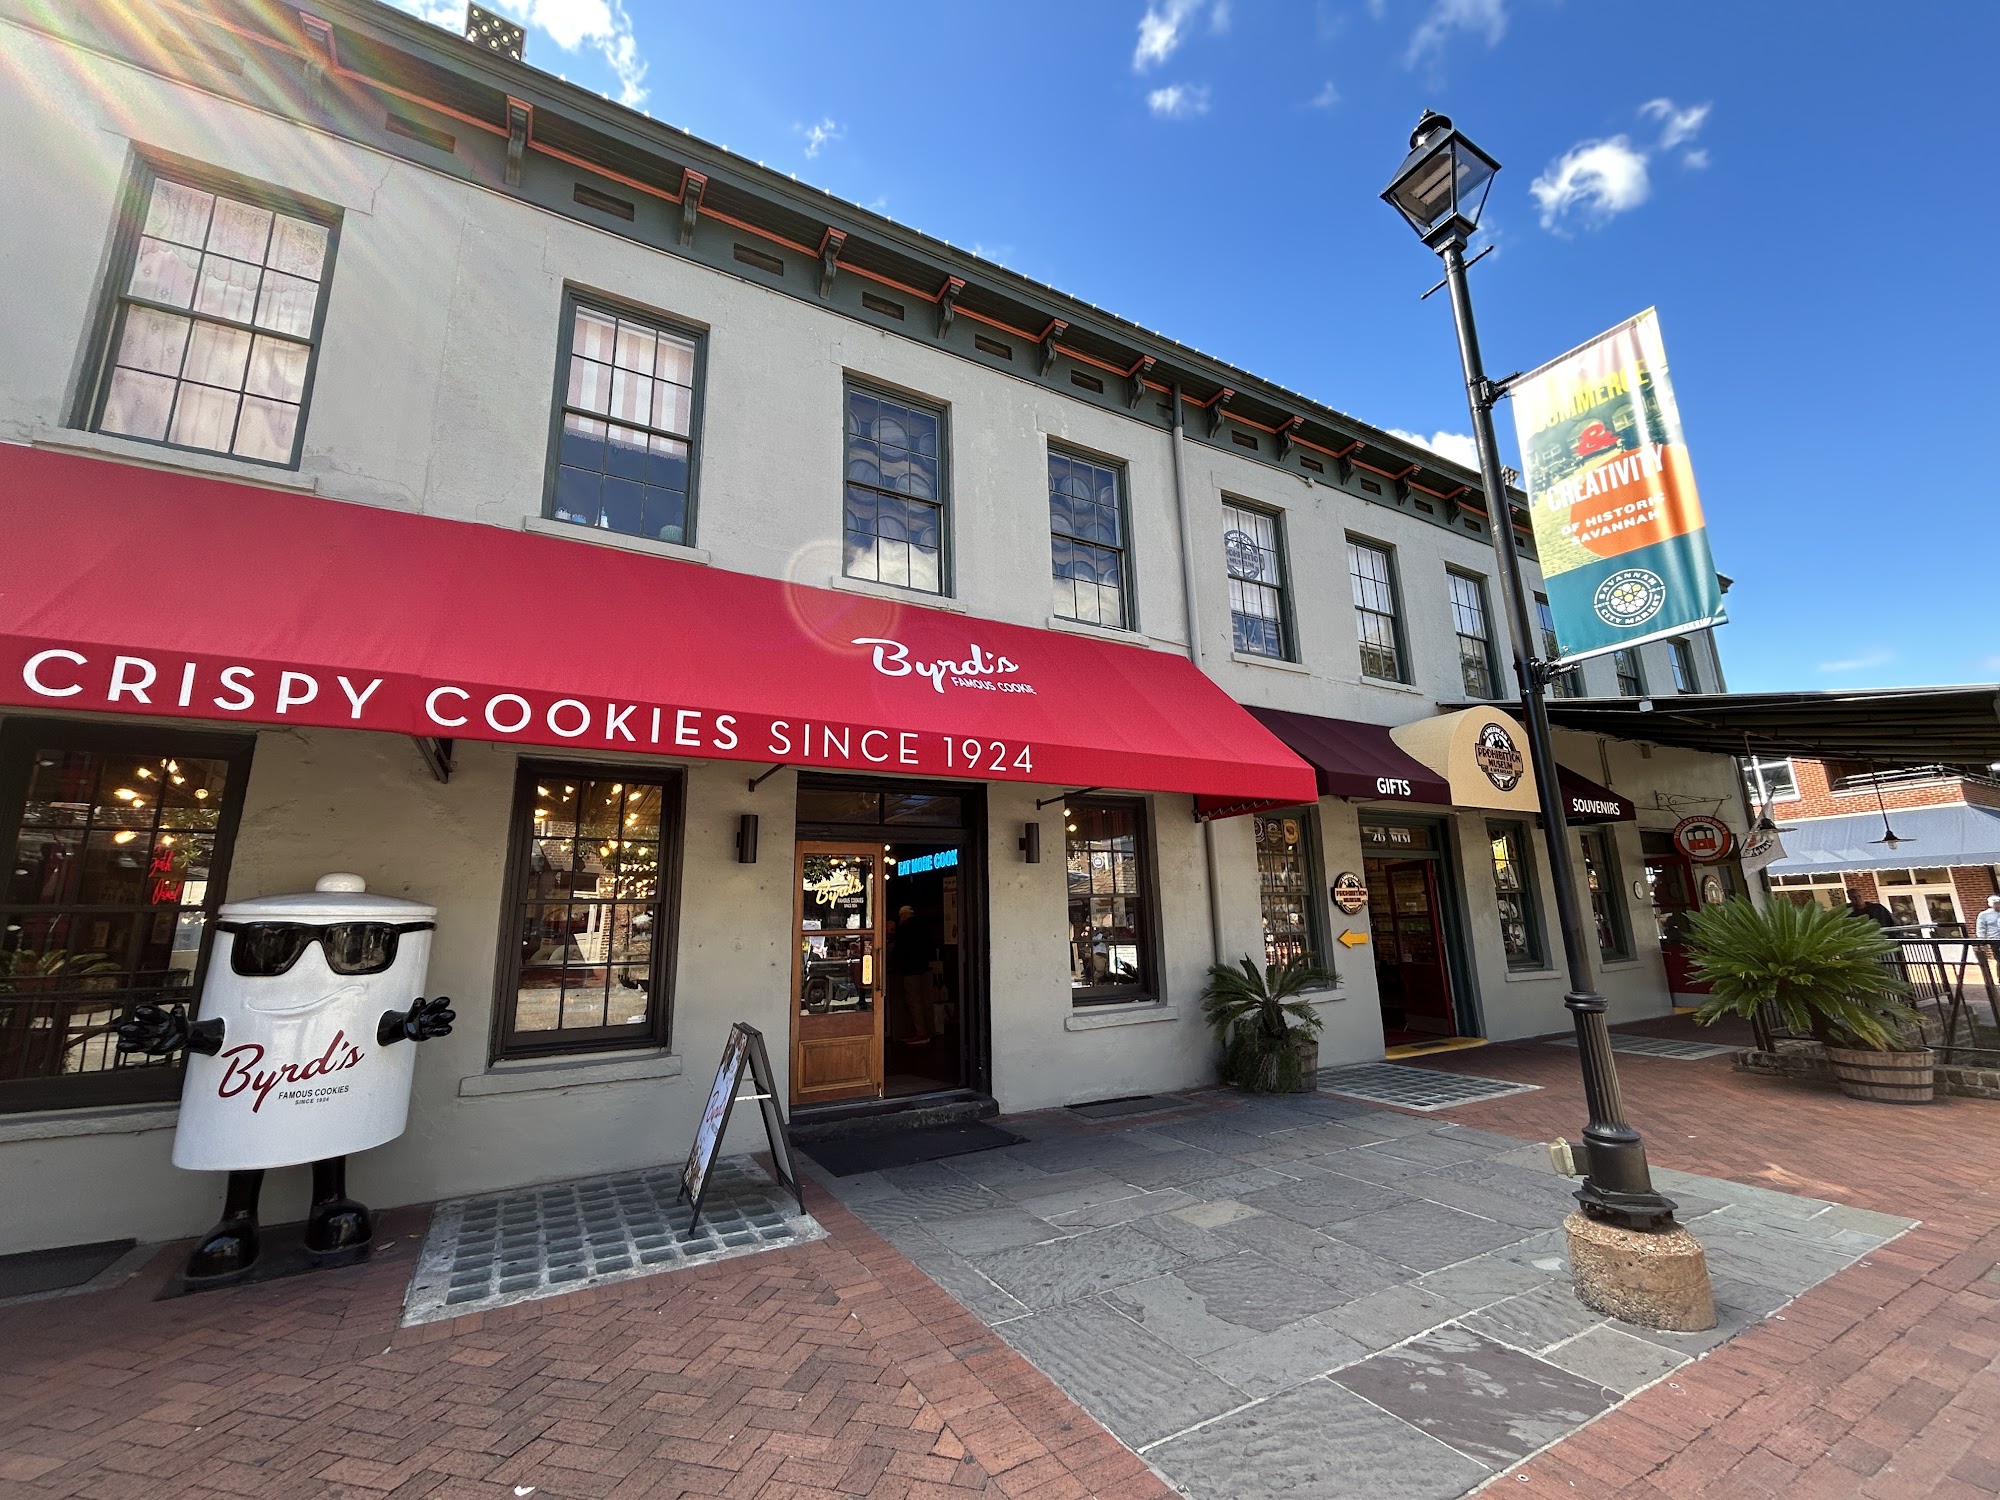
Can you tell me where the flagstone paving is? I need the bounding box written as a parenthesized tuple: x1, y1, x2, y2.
(814, 1078, 1914, 1500)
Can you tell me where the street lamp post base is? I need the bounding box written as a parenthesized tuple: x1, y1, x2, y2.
(1563, 1211, 1717, 1332)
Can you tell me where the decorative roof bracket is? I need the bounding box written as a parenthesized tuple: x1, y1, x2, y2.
(504, 96, 531, 187)
(1207, 387, 1235, 439)
(1039, 320, 1068, 377)
(937, 276, 964, 338)
(817, 228, 846, 299)
(1277, 415, 1303, 461)
(1127, 356, 1155, 410)
(678, 170, 706, 246)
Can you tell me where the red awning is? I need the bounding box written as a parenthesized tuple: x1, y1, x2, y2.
(1195, 706, 1451, 819)
(1558, 766, 1636, 824)
(0, 449, 1315, 805)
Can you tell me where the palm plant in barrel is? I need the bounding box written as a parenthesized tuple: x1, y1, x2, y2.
(1202, 954, 1335, 1093)
(1685, 898, 1931, 1103)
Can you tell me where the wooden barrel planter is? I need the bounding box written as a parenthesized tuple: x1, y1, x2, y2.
(1291, 1035, 1320, 1093)
(1824, 1046, 1935, 1104)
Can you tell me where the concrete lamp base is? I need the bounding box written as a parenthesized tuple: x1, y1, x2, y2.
(1563, 1211, 1717, 1332)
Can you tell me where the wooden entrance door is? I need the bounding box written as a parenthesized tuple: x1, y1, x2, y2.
(791, 842, 885, 1105)
(1367, 858, 1455, 1035)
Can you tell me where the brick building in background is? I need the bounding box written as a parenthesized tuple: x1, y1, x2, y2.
(1757, 755, 2000, 929)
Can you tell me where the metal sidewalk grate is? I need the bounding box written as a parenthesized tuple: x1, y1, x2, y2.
(1547, 1034, 1740, 1060)
(1316, 1062, 1540, 1111)
(401, 1157, 821, 1326)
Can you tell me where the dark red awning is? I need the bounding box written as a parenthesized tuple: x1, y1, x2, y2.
(0, 449, 1315, 805)
(1195, 706, 1451, 819)
(1557, 766, 1636, 824)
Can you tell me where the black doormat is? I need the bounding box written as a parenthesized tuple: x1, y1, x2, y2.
(0, 1238, 134, 1299)
(797, 1121, 1024, 1177)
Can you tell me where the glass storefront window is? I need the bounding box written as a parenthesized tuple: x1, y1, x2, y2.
(1254, 811, 1322, 968)
(1579, 827, 1632, 962)
(1488, 821, 1546, 969)
(1066, 798, 1154, 1004)
(499, 767, 677, 1055)
(0, 724, 251, 1112)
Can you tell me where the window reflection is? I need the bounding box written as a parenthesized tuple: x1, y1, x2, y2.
(1066, 799, 1153, 1002)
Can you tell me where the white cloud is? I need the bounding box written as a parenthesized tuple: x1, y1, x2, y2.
(1405, 0, 1506, 66)
(800, 117, 842, 159)
(1390, 429, 1480, 469)
(1307, 81, 1340, 109)
(1147, 83, 1211, 120)
(1817, 649, 1894, 674)
(1133, 0, 1227, 71)
(395, 0, 649, 105)
(1681, 148, 1710, 171)
(1530, 136, 1650, 230)
(1639, 97, 1711, 150)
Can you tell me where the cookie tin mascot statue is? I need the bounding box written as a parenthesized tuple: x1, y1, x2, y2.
(117, 874, 453, 1281)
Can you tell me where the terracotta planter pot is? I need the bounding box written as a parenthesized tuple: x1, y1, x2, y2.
(1825, 1045, 1934, 1104)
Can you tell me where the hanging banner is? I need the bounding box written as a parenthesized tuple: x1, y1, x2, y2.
(1509, 308, 1725, 663)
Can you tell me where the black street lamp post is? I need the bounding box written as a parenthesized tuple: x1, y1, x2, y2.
(1383, 111, 1680, 1234)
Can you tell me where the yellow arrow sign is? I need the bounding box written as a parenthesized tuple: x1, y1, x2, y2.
(1338, 930, 1369, 948)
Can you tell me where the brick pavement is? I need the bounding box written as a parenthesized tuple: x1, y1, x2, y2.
(1403, 1020, 2000, 1498)
(0, 1192, 1172, 1500)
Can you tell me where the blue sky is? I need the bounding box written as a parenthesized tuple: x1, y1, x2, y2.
(402, 0, 1997, 693)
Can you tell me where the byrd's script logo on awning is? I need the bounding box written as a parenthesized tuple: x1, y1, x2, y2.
(852, 638, 1035, 696)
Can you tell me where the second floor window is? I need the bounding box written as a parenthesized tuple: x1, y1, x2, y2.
(1670, 638, 1700, 693)
(89, 163, 335, 467)
(1614, 649, 1646, 696)
(1743, 756, 1798, 805)
(551, 299, 700, 546)
(845, 386, 945, 594)
(1536, 594, 1583, 698)
(1449, 571, 1498, 697)
(1049, 451, 1129, 628)
(1224, 502, 1289, 659)
(1348, 540, 1405, 682)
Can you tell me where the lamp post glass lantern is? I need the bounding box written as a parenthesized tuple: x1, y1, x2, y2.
(1382, 112, 1679, 1234)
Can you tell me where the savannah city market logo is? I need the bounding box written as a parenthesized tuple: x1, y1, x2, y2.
(1473, 722, 1524, 792)
(1593, 568, 1667, 629)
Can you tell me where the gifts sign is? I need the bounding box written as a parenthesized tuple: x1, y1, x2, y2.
(680, 1023, 804, 1230)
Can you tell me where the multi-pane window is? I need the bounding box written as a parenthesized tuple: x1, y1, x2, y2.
(90, 166, 334, 466)
(0, 723, 251, 1112)
(1580, 827, 1632, 962)
(499, 766, 677, 1056)
(1348, 540, 1405, 682)
(1254, 811, 1323, 968)
(1614, 649, 1646, 696)
(1742, 757, 1798, 805)
(1536, 594, 1583, 698)
(1489, 821, 1546, 969)
(1066, 798, 1155, 1003)
(550, 300, 699, 545)
(845, 386, 945, 593)
(1669, 638, 1700, 693)
(1049, 451, 1129, 627)
(1449, 571, 1498, 697)
(1224, 503, 1288, 659)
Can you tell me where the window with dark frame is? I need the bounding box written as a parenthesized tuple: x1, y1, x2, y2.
(1048, 450, 1129, 628)
(0, 721, 252, 1113)
(1224, 502, 1289, 659)
(496, 765, 678, 1058)
(1254, 811, 1323, 968)
(85, 159, 336, 468)
(1536, 593, 1583, 698)
(844, 384, 946, 594)
(1580, 826, 1632, 962)
(1065, 797, 1156, 1004)
(1614, 648, 1646, 697)
(1449, 571, 1498, 698)
(1488, 820, 1546, 969)
(1742, 756, 1798, 805)
(1669, 637, 1700, 693)
(549, 297, 700, 546)
(1348, 538, 1406, 682)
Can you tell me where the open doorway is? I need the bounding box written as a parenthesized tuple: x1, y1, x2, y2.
(1361, 816, 1475, 1046)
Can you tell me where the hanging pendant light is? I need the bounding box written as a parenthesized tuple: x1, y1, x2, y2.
(1868, 767, 1907, 850)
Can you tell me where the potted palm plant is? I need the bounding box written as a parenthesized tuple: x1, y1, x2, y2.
(1684, 898, 1931, 1104)
(1201, 954, 1336, 1094)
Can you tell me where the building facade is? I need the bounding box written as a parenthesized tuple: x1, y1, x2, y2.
(0, 0, 1748, 1254)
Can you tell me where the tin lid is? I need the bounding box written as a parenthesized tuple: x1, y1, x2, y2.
(218, 873, 438, 923)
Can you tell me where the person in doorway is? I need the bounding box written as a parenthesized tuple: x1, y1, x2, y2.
(1848, 895, 1896, 929)
(1977, 895, 2000, 941)
(888, 903, 932, 1045)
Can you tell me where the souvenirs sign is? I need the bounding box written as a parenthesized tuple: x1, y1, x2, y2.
(681, 1023, 804, 1230)
(1509, 309, 1726, 662)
